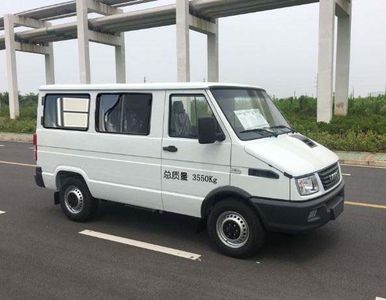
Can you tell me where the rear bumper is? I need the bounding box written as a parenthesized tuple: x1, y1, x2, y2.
(34, 167, 45, 188)
(251, 181, 344, 233)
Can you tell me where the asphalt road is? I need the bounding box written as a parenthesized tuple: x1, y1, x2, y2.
(0, 141, 385, 300)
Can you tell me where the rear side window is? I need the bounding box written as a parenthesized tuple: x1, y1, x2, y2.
(43, 94, 90, 130)
(96, 93, 152, 135)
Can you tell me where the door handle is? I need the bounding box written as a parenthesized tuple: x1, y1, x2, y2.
(163, 145, 178, 153)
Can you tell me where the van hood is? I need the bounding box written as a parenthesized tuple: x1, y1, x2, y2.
(244, 133, 339, 177)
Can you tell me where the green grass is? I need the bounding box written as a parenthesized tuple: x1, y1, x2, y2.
(0, 93, 37, 133)
(275, 95, 386, 152)
(1, 92, 386, 152)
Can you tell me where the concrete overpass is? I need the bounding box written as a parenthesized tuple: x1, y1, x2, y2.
(0, 0, 352, 123)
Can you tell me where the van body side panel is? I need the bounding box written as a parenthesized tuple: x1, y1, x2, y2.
(37, 90, 165, 210)
(230, 143, 290, 201)
(161, 90, 232, 218)
(35, 84, 344, 236)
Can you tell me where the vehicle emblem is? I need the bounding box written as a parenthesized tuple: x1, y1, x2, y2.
(329, 171, 338, 181)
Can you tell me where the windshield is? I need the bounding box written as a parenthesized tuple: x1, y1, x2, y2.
(210, 87, 291, 141)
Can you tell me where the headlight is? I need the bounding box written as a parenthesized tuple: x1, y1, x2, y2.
(296, 175, 319, 195)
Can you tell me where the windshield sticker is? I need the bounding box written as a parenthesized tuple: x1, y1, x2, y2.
(234, 109, 269, 130)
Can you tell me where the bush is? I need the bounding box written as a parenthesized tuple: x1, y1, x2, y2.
(0, 92, 37, 133)
(305, 130, 386, 152)
(0, 117, 36, 133)
(275, 95, 386, 152)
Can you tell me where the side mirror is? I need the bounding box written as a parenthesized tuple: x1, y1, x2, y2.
(198, 117, 224, 144)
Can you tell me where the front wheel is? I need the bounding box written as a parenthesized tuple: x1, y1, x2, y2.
(207, 199, 265, 258)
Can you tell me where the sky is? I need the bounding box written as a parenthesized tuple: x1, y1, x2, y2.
(0, 0, 385, 98)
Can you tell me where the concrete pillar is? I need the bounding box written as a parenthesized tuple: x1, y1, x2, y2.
(317, 0, 335, 123)
(115, 33, 126, 83)
(176, 0, 190, 82)
(45, 43, 55, 84)
(334, 11, 351, 116)
(76, 0, 91, 83)
(4, 14, 19, 119)
(207, 19, 219, 82)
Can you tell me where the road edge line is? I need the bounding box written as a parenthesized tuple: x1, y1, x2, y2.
(0, 160, 35, 168)
(346, 201, 386, 210)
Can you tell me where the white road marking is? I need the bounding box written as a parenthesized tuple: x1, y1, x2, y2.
(375, 297, 386, 300)
(0, 145, 4, 147)
(79, 230, 202, 261)
(0, 211, 5, 215)
(0, 160, 35, 168)
(342, 173, 351, 176)
(28, 147, 34, 150)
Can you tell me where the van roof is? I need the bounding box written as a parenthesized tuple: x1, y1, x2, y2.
(39, 82, 264, 91)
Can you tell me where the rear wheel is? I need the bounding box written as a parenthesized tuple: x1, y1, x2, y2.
(59, 177, 98, 222)
(207, 199, 265, 258)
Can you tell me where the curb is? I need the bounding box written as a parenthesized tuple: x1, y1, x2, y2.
(336, 151, 386, 168)
(0, 133, 32, 143)
(339, 159, 386, 168)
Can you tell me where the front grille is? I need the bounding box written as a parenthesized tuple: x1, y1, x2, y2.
(318, 163, 340, 191)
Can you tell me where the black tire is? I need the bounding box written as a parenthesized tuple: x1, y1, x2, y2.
(207, 199, 265, 258)
(59, 177, 99, 222)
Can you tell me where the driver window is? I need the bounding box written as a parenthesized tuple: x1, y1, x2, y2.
(169, 95, 215, 139)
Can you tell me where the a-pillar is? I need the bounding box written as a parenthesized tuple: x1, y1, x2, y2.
(176, 0, 190, 82)
(317, 0, 335, 123)
(4, 14, 19, 119)
(334, 1, 352, 116)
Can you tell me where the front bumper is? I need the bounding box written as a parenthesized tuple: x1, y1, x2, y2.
(251, 180, 344, 233)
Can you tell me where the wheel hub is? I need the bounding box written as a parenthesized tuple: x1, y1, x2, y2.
(216, 211, 249, 249)
(64, 186, 84, 214)
(223, 220, 241, 239)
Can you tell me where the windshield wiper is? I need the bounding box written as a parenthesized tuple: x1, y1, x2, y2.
(268, 125, 295, 133)
(240, 128, 278, 137)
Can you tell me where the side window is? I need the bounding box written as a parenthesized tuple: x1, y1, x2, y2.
(44, 94, 89, 130)
(169, 95, 215, 139)
(97, 93, 152, 135)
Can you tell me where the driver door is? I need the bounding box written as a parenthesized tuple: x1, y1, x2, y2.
(161, 90, 232, 218)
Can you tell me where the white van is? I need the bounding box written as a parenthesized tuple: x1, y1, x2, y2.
(34, 83, 344, 257)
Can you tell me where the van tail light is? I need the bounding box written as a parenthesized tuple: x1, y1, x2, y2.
(33, 133, 37, 161)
